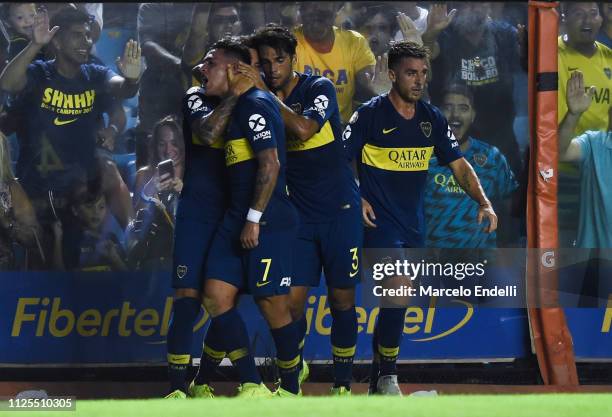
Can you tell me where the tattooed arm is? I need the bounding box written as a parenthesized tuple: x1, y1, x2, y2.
(448, 157, 498, 233)
(191, 95, 239, 146)
(240, 148, 280, 249)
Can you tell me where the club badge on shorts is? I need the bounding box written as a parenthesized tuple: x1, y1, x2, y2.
(176, 265, 188, 279)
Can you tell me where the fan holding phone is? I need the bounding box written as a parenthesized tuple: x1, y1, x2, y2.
(135, 116, 185, 210)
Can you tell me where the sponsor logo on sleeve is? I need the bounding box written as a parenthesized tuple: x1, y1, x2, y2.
(249, 113, 271, 141)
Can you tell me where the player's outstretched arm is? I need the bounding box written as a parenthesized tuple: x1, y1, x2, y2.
(448, 157, 498, 233)
(240, 148, 280, 249)
(192, 65, 254, 146)
(0, 10, 58, 93)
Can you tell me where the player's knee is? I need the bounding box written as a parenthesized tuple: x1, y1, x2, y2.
(289, 304, 304, 321)
(288, 288, 308, 320)
(256, 295, 292, 329)
(201, 289, 234, 317)
(328, 287, 356, 311)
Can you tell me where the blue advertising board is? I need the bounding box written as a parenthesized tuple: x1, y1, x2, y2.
(0, 270, 539, 364)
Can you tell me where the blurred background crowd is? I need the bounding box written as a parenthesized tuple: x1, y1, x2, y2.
(0, 2, 606, 273)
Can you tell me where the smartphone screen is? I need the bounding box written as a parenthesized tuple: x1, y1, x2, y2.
(157, 159, 175, 179)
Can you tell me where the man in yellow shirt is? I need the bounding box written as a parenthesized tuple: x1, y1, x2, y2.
(294, 3, 377, 123)
(558, 2, 611, 135)
(557, 2, 612, 247)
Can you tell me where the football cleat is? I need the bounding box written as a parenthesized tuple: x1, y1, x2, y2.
(164, 389, 187, 399)
(330, 386, 351, 396)
(273, 387, 302, 397)
(376, 375, 403, 396)
(188, 381, 215, 398)
(236, 382, 273, 398)
(298, 360, 310, 386)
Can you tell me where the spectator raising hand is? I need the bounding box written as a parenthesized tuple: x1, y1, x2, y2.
(567, 71, 596, 116)
(31, 8, 59, 46)
(116, 39, 142, 82)
(371, 53, 392, 95)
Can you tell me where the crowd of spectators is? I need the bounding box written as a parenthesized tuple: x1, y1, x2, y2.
(0, 2, 536, 271)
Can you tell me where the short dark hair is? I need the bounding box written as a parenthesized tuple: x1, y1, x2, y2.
(355, 5, 399, 35)
(441, 83, 475, 107)
(50, 7, 93, 35)
(210, 36, 252, 65)
(387, 41, 430, 71)
(237, 34, 255, 50)
(251, 24, 298, 56)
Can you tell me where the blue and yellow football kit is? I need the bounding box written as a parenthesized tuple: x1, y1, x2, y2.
(425, 138, 517, 248)
(284, 73, 362, 288)
(172, 86, 227, 290)
(344, 94, 463, 248)
(205, 88, 299, 297)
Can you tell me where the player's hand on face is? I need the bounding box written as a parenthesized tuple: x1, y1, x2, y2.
(32, 9, 59, 46)
(116, 39, 142, 82)
(240, 221, 260, 249)
(235, 62, 267, 91)
(227, 64, 255, 97)
(361, 197, 377, 228)
(477, 204, 498, 233)
(567, 71, 595, 116)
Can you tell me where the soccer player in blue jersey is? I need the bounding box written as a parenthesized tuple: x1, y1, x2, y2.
(164, 55, 255, 398)
(425, 84, 518, 248)
(343, 41, 498, 395)
(198, 38, 301, 397)
(244, 25, 362, 395)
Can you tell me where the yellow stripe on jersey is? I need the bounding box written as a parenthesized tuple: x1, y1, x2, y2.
(192, 133, 224, 149)
(225, 138, 255, 166)
(362, 144, 433, 171)
(287, 120, 334, 152)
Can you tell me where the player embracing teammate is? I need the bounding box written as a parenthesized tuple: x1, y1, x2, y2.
(168, 32, 498, 397)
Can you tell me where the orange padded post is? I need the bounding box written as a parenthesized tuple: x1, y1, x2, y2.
(526, 0, 578, 386)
